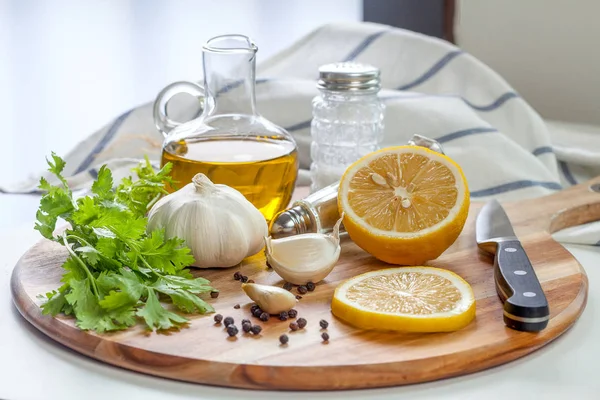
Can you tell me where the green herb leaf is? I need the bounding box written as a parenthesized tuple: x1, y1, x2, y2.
(74, 246, 101, 266)
(152, 277, 214, 313)
(136, 288, 188, 330)
(91, 165, 114, 199)
(159, 274, 214, 293)
(138, 230, 195, 274)
(98, 269, 144, 311)
(40, 290, 68, 316)
(60, 256, 88, 284)
(34, 154, 77, 239)
(72, 196, 99, 226)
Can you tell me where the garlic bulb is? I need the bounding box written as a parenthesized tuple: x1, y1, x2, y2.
(241, 283, 297, 314)
(147, 173, 268, 268)
(264, 215, 343, 285)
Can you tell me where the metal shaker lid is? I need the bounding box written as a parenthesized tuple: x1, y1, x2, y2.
(317, 62, 381, 92)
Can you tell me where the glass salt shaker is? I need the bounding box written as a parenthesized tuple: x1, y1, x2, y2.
(310, 62, 385, 192)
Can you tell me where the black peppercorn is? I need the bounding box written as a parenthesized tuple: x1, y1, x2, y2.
(240, 275, 249, 283)
(283, 282, 293, 291)
(259, 312, 270, 322)
(253, 308, 263, 318)
(319, 319, 329, 329)
(296, 317, 307, 329)
(279, 334, 289, 345)
(233, 271, 242, 281)
(250, 304, 259, 312)
(224, 316, 234, 327)
(213, 314, 223, 324)
(279, 311, 289, 321)
(233, 304, 240, 309)
(321, 332, 329, 342)
(251, 325, 262, 335)
(289, 322, 299, 331)
(297, 285, 308, 294)
(242, 323, 251, 333)
(306, 281, 316, 291)
(227, 325, 239, 337)
(295, 295, 303, 300)
(288, 309, 298, 318)
(210, 291, 219, 298)
(242, 319, 251, 325)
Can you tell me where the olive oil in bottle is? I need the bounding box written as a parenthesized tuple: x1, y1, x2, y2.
(161, 137, 298, 222)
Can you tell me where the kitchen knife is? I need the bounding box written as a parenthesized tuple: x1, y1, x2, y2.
(476, 199, 550, 332)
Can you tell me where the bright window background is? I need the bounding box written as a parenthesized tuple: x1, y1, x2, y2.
(0, 0, 362, 184)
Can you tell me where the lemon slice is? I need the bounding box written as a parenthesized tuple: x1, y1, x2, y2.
(331, 267, 476, 332)
(338, 145, 469, 265)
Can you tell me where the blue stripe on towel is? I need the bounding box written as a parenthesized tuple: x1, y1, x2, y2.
(396, 50, 463, 91)
(436, 127, 497, 144)
(382, 91, 519, 113)
(532, 146, 554, 156)
(462, 92, 520, 111)
(0, 186, 43, 195)
(74, 109, 134, 175)
(471, 180, 562, 197)
(343, 30, 390, 62)
(559, 161, 578, 185)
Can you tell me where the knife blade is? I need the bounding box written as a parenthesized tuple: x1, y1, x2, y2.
(476, 200, 550, 332)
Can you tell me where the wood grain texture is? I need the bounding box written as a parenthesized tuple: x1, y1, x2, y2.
(11, 177, 600, 391)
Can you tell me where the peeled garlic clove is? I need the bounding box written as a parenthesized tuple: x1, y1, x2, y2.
(241, 283, 297, 315)
(264, 215, 343, 285)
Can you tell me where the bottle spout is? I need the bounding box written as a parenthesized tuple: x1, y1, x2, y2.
(408, 134, 445, 154)
(269, 205, 314, 238)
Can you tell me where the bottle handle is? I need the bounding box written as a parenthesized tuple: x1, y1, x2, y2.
(153, 81, 205, 137)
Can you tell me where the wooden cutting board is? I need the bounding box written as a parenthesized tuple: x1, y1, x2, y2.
(11, 178, 599, 391)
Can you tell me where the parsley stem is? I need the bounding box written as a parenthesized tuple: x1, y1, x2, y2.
(61, 233, 99, 298)
(146, 192, 162, 211)
(65, 234, 92, 248)
(66, 234, 121, 270)
(139, 256, 161, 277)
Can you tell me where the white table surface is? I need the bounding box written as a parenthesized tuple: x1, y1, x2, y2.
(1, 193, 599, 400)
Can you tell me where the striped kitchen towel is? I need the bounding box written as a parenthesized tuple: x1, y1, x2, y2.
(3, 22, 600, 244)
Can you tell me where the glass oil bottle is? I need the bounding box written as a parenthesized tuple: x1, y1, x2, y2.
(154, 35, 298, 222)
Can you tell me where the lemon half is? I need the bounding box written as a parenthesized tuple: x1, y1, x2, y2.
(331, 267, 476, 332)
(338, 145, 469, 265)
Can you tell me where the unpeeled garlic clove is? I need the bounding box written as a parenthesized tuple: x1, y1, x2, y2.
(241, 283, 297, 315)
(264, 215, 343, 285)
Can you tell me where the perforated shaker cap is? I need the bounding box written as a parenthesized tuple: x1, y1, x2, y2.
(317, 62, 381, 93)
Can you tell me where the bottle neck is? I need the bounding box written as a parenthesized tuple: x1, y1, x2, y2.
(202, 50, 257, 116)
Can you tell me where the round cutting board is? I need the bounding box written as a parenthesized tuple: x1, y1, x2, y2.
(11, 180, 597, 391)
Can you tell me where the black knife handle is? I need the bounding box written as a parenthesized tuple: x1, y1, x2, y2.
(494, 240, 550, 332)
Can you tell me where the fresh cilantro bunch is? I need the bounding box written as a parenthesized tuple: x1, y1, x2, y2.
(35, 153, 215, 333)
